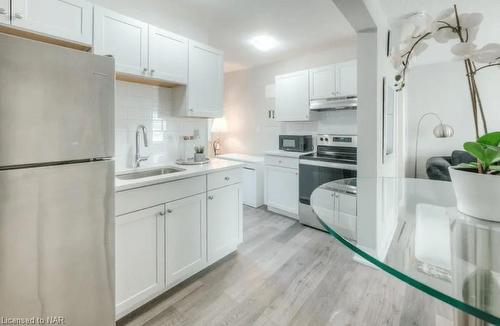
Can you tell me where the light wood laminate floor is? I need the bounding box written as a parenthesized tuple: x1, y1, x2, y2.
(117, 206, 455, 326)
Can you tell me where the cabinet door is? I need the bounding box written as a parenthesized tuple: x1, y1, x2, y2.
(309, 65, 337, 99)
(207, 184, 241, 263)
(0, 0, 10, 25)
(266, 165, 299, 216)
(334, 192, 357, 240)
(275, 70, 310, 121)
(10, 0, 92, 45)
(165, 194, 206, 286)
(115, 205, 165, 318)
(336, 60, 357, 97)
(149, 25, 188, 84)
(94, 6, 148, 76)
(188, 41, 224, 117)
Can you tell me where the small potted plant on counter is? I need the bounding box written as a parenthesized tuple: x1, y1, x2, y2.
(194, 146, 206, 162)
(390, 5, 500, 221)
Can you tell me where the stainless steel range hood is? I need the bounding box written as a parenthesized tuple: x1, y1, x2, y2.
(310, 96, 357, 111)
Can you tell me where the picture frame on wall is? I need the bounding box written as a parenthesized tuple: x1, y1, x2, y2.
(386, 30, 391, 57)
(382, 76, 397, 163)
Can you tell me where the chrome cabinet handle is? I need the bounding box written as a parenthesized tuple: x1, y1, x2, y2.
(208, 195, 214, 200)
(14, 12, 23, 19)
(0, 8, 7, 15)
(142, 68, 148, 74)
(224, 176, 230, 181)
(158, 211, 165, 216)
(150, 69, 155, 74)
(166, 209, 173, 214)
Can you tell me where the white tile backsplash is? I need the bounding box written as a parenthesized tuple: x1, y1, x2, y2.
(115, 81, 208, 171)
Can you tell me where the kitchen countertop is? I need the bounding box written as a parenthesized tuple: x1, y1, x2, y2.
(115, 158, 244, 192)
(264, 150, 314, 158)
(217, 153, 264, 164)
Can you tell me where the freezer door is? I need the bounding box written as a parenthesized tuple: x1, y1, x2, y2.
(0, 33, 114, 167)
(0, 160, 115, 326)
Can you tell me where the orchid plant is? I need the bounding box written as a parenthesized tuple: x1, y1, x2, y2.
(391, 5, 500, 174)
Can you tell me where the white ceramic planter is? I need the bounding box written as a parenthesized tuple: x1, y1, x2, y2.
(449, 167, 500, 222)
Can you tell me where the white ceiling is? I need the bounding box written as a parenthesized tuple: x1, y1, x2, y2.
(378, 0, 500, 65)
(90, 0, 356, 72)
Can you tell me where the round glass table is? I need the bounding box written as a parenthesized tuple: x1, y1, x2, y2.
(310, 178, 500, 325)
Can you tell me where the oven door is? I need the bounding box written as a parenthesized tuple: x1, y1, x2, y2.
(299, 160, 357, 206)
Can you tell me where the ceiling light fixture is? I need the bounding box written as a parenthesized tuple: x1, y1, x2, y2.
(249, 35, 279, 52)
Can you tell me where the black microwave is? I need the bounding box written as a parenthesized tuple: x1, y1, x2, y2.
(279, 135, 313, 152)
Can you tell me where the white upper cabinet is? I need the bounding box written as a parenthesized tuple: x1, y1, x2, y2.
(0, 0, 10, 25)
(336, 60, 357, 97)
(94, 6, 148, 76)
(182, 41, 224, 118)
(275, 70, 310, 121)
(309, 65, 336, 99)
(10, 0, 93, 45)
(309, 60, 357, 99)
(148, 26, 188, 84)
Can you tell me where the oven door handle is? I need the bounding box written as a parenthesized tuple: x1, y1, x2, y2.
(299, 159, 357, 171)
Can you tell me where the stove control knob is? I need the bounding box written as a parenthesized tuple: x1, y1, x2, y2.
(320, 137, 324, 141)
(324, 138, 329, 142)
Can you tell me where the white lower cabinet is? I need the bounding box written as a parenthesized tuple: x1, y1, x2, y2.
(207, 183, 242, 263)
(115, 168, 243, 319)
(115, 205, 166, 319)
(165, 194, 206, 287)
(265, 165, 299, 218)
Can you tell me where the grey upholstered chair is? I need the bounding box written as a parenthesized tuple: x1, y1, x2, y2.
(426, 150, 476, 181)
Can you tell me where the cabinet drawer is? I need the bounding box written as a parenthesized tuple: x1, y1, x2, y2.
(265, 155, 299, 169)
(116, 176, 206, 216)
(207, 168, 242, 190)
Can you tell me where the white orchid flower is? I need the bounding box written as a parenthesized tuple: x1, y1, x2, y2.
(473, 43, 500, 63)
(451, 42, 477, 59)
(390, 52, 403, 70)
(435, 7, 454, 21)
(458, 13, 483, 29)
(434, 28, 458, 43)
(412, 41, 429, 56)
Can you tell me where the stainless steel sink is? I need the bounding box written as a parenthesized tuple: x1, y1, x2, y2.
(116, 167, 186, 180)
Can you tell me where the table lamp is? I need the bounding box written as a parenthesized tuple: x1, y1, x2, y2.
(211, 117, 228, 156)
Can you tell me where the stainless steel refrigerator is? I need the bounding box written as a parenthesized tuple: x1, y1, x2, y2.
(0, 34, 115, 325)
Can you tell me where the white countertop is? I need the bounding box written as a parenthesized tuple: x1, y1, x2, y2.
(217, 153, 264, 164)
(264, 150, 314, 158)
(115, 158, 244, 192)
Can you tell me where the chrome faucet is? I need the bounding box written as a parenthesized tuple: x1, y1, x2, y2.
(135, 125, 149, 168)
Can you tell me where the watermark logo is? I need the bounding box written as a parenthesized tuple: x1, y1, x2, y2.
(0, 316, 65, 325)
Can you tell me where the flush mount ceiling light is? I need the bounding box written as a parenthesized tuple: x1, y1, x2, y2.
(249, 35, 279, 52)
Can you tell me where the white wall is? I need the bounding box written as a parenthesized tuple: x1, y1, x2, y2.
(406, 61, 500, 178)
(115, 81, 208, 171)
(222, 43, 357, 155)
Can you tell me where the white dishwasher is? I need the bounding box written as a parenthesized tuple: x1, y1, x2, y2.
(217, 154, 265, 208)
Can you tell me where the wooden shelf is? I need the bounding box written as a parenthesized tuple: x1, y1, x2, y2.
(116, 72, 185, 88)
(0, 25, 91, 52)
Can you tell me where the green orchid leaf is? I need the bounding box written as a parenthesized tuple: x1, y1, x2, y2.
(464, 142, 487, 162)
(484, 145, 500, 165)
(489, 165, 500, 174)
(454, 162, 478, 170)
(478, 132, 500, 146)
